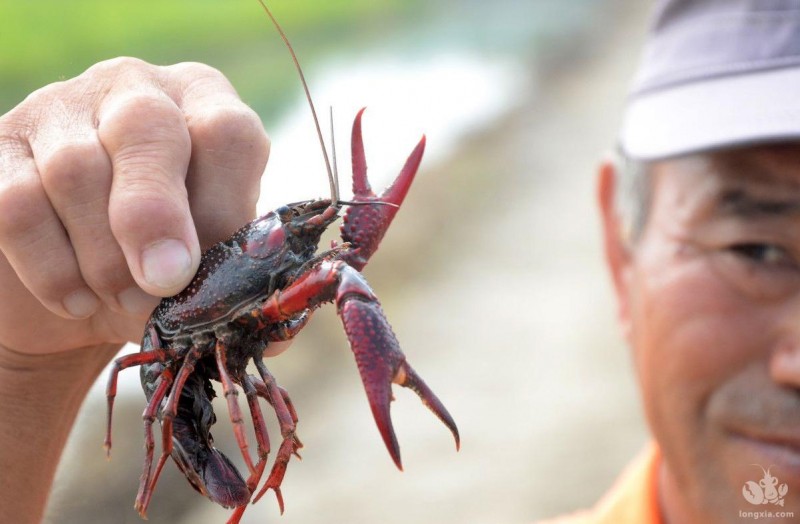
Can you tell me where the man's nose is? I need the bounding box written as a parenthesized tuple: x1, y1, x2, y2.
(769, 337, 800, 387)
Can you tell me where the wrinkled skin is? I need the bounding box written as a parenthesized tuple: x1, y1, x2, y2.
(600, 143, 800, 523)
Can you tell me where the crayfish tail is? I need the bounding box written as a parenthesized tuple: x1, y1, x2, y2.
(166, 372, 251, 509)
(203, 448, 251, 509)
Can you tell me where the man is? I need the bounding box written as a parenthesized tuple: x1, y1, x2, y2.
(0, 58, 270, 524)
(548, 0, 800, 522)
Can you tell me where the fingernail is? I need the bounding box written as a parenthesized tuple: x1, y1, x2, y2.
(63, 288, 100, 318)
(141, 239, 193, 291)
(118, 287, 160, 316)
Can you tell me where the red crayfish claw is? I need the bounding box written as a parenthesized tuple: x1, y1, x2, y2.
(340, 107, 426, 272)
(338, 282, 459, 469)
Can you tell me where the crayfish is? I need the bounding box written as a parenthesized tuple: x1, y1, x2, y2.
(103, 1, 459, 522)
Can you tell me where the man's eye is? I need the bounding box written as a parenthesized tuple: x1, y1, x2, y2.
(729, 243, 794, 267)
(713, 242, 800, 301)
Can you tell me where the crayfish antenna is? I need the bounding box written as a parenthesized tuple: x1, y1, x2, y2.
(256, 0, 338, 206)
(330, 106, 340, 206)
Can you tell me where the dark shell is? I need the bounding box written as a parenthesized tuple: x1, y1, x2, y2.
(152, 212, 305, 337)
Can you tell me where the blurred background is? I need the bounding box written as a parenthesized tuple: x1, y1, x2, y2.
(2, 0, 652, 522)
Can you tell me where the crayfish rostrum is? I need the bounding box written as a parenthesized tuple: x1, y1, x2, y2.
(102, 5, 459, 522)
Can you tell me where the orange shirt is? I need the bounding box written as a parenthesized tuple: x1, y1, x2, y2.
(538, 444, 663, 524)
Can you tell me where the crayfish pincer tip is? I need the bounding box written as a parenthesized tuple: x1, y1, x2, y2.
(276, 488, 285, 515)
(443, 414, 460, 451)
(134, 504, 148, 521)
(375, 407, 403, 471)
(385, 441, 403, 471)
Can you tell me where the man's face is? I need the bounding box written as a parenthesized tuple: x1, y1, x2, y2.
(606, 144, 800, 522)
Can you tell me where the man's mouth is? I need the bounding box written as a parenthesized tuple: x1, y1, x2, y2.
(728, 427, 800, 473)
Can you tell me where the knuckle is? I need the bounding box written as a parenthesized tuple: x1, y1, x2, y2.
(80, 252, 130, 294)
(102, 92, 183, 135)
(0, 181, 42, 243)
(166, 61, 237, 103)
(191, 103, 266, 149)
(189, 103, 270, 177)
(1, 87, 59, 143)
(19, 80, 66, 110)
(33, 263, 85, 305)
(4, 76, 102, 149)
(0, 222, 85, 305)
(170, 61, 227, 83)
(109, 191, 187, 239)
(38, 140, 108, 195)
(99, 93, 190, 175)
(114, 174, 186, 214)
(0, 130, 33, 168)
(84, 56, 150, 79)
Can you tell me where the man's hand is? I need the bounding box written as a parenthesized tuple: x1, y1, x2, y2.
(0, 58, 270, 524)
(0, 57, 269, 355)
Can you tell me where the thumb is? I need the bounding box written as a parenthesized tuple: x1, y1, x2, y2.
(99, 93, 200, 297)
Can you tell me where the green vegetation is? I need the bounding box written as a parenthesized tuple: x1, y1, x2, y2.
(0, 0, 419, 116)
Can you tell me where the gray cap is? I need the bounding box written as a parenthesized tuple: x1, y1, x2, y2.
(620, 0, 800, 160)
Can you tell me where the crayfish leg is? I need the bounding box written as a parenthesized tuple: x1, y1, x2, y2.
(214, 340, 258, 476)
(251, 357, 299, 513)
(224, 375, 271, 524)
(104, 349, 167, 457)
(250, 376, 303, 456)
(136, 345, 203, 517)
(227, 505, 248, 524)
(240, 374, 271, 488)
(133, 368, 174, 518)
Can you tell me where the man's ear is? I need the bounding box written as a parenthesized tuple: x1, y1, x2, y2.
(597, 157, 634, 342)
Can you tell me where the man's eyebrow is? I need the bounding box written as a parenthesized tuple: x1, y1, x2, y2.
(716, 188, 800, 217)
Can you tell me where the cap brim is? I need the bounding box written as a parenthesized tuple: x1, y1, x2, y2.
(620, 67, 800, 161)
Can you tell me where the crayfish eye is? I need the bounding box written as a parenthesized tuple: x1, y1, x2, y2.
(277, 205, 292, 222)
